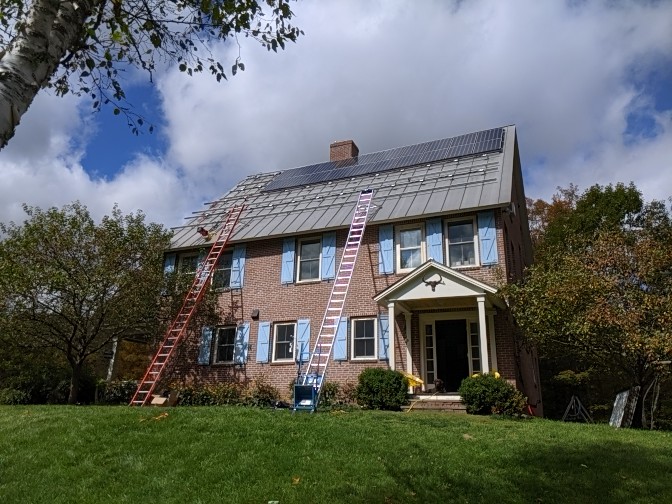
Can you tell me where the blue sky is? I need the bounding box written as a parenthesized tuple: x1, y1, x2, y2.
(1, 0, 671, 229)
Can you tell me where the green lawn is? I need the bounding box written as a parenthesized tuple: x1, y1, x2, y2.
(1, 406, 671, 503)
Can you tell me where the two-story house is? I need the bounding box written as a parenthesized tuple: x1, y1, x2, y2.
(163, 125, 542, 414)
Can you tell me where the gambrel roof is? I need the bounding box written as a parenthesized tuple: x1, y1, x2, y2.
(170, 125, 521, 250)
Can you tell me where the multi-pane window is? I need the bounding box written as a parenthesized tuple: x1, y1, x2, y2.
(469, 322, 481, 374)
(298, 238, 321, 281)
(398, 226, 423, 271)
(214, 326, 236, 364)
(273, 323, 296, 362)
(178, 253, 200, 275)
(352, 318, 376, 359)
(212, 251, 233, 289)
(447, 221, 477, 267)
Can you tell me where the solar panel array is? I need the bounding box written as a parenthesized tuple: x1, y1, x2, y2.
(264, 127, 504, 192)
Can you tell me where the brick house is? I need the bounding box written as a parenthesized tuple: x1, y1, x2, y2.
(163, 125, 542, 414)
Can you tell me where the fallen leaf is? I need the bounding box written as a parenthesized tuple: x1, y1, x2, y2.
(463, 433, 474, 440)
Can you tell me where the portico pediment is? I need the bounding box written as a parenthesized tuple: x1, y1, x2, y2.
(374, 260, 499, 305)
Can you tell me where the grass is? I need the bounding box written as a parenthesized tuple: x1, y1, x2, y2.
(1, 406, 671, 503)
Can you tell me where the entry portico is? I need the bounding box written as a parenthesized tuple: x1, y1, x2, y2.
(374, 260, 504, 392)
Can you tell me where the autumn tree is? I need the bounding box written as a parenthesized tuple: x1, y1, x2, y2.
(506, 184, 672, 424)
(0, 202, 172, 403)
(0, 0, 302, 148)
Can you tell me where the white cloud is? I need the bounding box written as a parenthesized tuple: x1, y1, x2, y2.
(1, 0, 671, 231)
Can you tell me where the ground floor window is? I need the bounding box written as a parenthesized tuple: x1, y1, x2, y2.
(273, 323, 296, 362)
(351, 318, 376, 359)
(214, 326, 236, 364)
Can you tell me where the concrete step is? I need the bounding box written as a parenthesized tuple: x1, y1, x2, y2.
(403, 396, 467, 413)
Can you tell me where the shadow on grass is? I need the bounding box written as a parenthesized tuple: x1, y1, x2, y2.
(372, 438, 672, 504)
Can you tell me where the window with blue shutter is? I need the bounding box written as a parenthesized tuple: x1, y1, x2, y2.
(233, 323, 250, 364)
(256, 322, 271, 363)
(281, 238, 296, 284)
(477, 211, 498, 265)
(198, 326, 213, 365)
(378, 315, 389, 360)
(426, 218, 444, 263)
(163, 253, 177, 274)
(296, 319, 311, 363)
(321, 232, 336, 280)
(230, 244, 246, 288)
(378, 225, 394, 274)
(333, 317, 348, 360)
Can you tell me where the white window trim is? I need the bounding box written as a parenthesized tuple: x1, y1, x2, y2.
(395, 224, 426, 273)
(212, 249, 233, 290)
(213, 326, 237, 364)
(444, 217, 480, 268)
(350, 317, 378, 361)
(296, 236, 322, 283)
(272, 322, 297, 363)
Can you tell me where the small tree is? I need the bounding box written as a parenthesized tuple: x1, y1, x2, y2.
(0, 202, 171, 403)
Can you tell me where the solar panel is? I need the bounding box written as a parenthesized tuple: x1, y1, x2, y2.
(264, 127, 505, 192)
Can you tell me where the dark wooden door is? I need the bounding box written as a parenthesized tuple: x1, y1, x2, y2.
(435, 320, 469, 392)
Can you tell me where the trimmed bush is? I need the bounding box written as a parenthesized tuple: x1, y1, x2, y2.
(97, 380, 138, 405)
(458, 372, 527, 416)
(176, 383, 243, 406)
(243, 376, 280, 408)
(355, 368, 408, 410)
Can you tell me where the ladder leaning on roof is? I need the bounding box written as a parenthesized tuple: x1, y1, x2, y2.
(130, 205, 245, 406)
(294, 189, 374, 412)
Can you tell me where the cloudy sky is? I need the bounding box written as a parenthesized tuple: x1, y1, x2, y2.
(1, 0, 671, 229)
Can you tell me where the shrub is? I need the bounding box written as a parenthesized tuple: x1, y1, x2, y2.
(176, 382, 243, 406)
(355, 368, 408, 410)
(97, 380, 138, 405)
(458, 372, 527, 416)
(0, 388, 30, 405)
(243, 376, 280, 408)
(319, 381, 340, 407)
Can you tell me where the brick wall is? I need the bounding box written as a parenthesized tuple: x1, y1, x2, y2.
(169, 210, 525, 398)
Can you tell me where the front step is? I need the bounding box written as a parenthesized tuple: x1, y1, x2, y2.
(403, 395, 467, 413)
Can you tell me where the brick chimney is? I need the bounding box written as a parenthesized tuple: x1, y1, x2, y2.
(330, 140, 359, 162)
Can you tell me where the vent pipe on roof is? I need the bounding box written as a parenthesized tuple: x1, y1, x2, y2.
(330, 140, 359, 162)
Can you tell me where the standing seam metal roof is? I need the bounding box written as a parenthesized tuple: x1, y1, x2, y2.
(169, 125, 517, 250)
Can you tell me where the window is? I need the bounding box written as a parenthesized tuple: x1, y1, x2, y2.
(213, 326, 236, 364)
(212, 251, 233, 289)
(297, 238, 321, 281)
(469, 322, 481, 374)
(447, 220, 477, 267)
(272, 323, 296, 362)
(351, 318, 376, 359)
(396, 225, 424, 271)
(178, 253, 200, 275)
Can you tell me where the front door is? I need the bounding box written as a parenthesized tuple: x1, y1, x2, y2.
(435, 320, 469, 392)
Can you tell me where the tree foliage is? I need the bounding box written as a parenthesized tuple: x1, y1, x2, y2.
(0, 0, 302, 147)
(506, 184, 672, 423)
(0, 202, 172, 403)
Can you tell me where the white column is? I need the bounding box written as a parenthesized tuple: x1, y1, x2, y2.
(405, 311, 413, 392)
(488, 313, 498, 372)
(388, 302, 396, 371)
(477, 296, 490, 373)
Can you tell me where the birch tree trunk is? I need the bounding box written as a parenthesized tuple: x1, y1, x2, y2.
(0, 0, 99, 149)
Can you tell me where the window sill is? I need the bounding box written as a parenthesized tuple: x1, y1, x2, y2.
(211, 361, 236, 366)
(270, 360, 296, 365)
(350, 358, 379, 363)
(295, 278, 322, 284)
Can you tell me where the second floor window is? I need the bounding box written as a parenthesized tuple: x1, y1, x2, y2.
(212, 251, 233, 289)
(298, 238, 321, 281)
(178, 253, 199, 276)
(447, 221, 477, 267)
(397, 226, 424, 271)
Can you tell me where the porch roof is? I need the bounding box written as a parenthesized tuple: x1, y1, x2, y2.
(373, 260, 503, 309)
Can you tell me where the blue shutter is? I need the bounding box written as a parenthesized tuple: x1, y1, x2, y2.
(321, 231, 336, 280)
(234, 323, 250, 364)
(378, 315, 389, 360)
(231, 244, 246, 288)
(478, 211, 498, 265)
(281, 238, 296, 284)
(163, 253, 176, 274)
(296, 319, 311, 363)
(198, 327, 213, 365)
(426, 218, 444, 263)
(256, 322, 271, 363)
(378, 225, 394, 274)
(333, 317, 348, 361)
